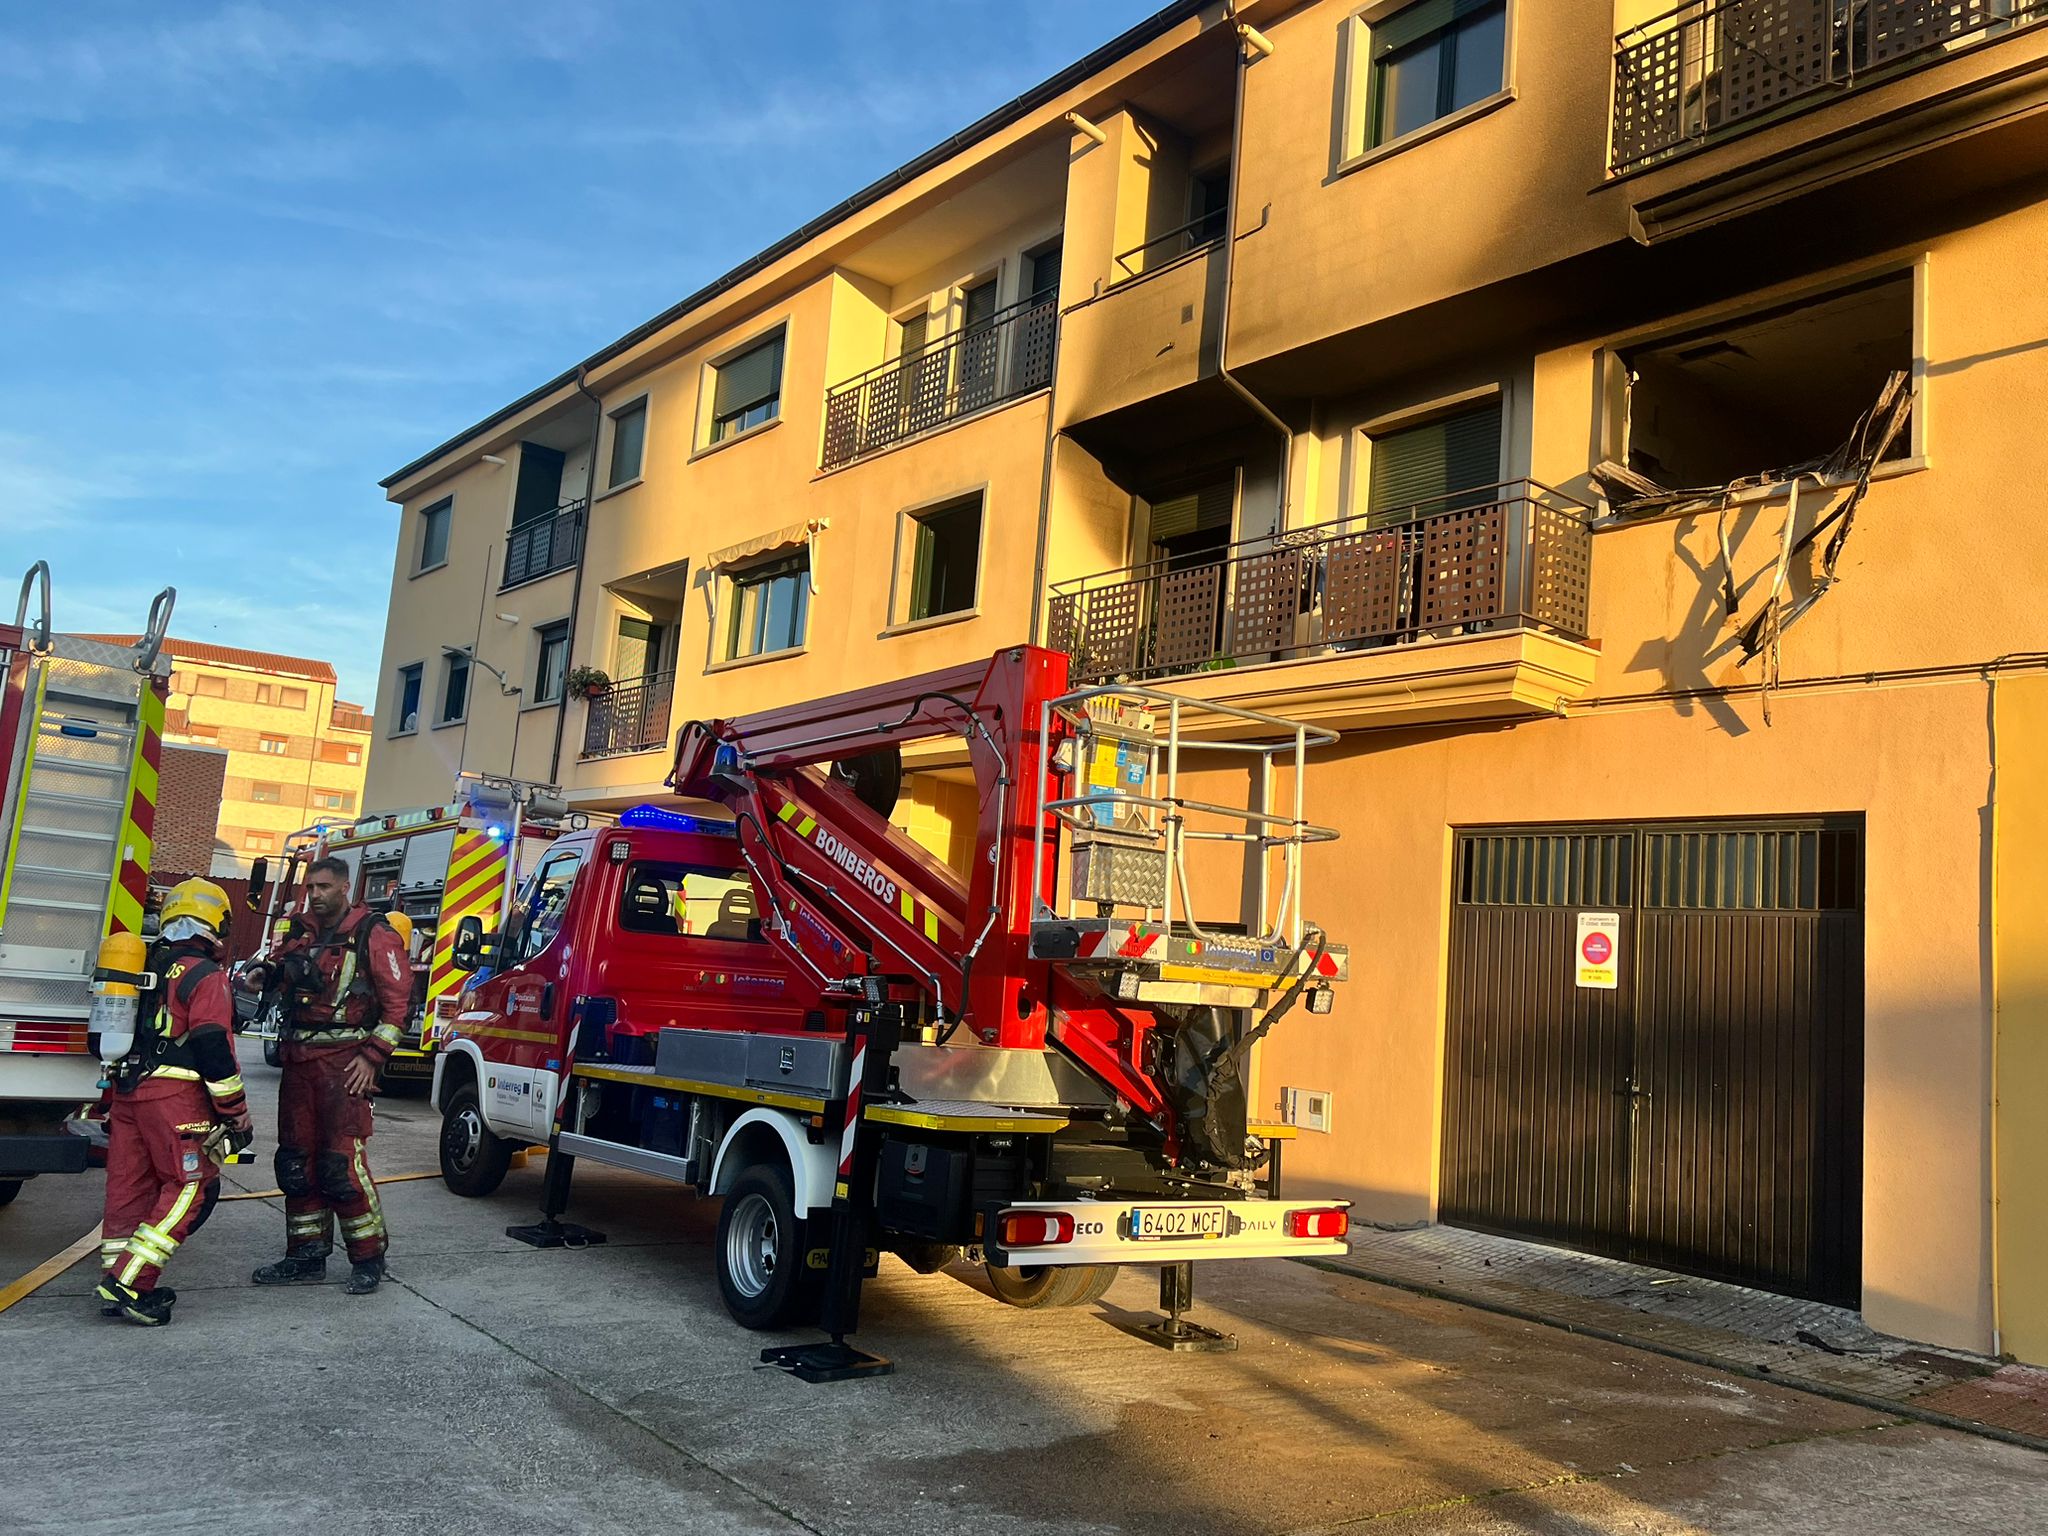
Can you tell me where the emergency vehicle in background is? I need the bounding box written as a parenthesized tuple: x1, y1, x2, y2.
(434, 645, 1352, 1364)
(244, 774, 571, 1080)
(0, 562, 175, 1205)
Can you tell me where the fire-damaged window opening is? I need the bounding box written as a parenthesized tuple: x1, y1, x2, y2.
(1611, 273, 1916, 493)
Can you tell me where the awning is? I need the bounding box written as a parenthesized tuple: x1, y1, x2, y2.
(705, 517, 828, 572)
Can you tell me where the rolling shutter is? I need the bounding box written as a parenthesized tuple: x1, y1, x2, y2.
(1148, 478, 1235, 544)
(714, 334, 785, 417)
(1367, 399, 1501, 523)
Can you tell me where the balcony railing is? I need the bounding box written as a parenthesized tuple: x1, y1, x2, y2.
(1613, 0, 2046, 172)
(329, 705, 373, 734)
(502, 500, 586, 590)
(1113, 208, 1227, 279)
(581, 670, 674, 759)
(1046, 482, 1593, 688)
(821, 294, 1056, 470)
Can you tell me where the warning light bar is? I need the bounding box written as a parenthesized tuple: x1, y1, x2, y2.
(618, 804, 738, 837)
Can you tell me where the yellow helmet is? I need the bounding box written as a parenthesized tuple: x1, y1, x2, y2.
(160, 878, 231, 935)
(384, 910, 415, 950)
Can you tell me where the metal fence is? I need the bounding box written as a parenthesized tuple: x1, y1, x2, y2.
(1613, 0, 2043, 171)
(581, 670, 674, 758)
(821, 294, 1056, 470)
(502, 501, 585, 590)
(1045, 481, 1593, 687)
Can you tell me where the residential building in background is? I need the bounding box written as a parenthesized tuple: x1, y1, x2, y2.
(364, 1, 2048, 1363)
(86, 635, 373, 870)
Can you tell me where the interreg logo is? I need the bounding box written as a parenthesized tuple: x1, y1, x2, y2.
(812, 824, 897, 904)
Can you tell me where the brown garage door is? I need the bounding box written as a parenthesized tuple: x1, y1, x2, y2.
(1441, 819, 1864, 1304)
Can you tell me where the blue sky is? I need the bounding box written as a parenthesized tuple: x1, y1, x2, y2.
(0, 1, 1163, 703)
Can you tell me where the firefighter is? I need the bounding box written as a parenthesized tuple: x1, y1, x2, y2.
(95, 878, 252, 1327)
(245, 857, 411, 1295)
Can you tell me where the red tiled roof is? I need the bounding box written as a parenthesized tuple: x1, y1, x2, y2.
(78, 634, 339, 685)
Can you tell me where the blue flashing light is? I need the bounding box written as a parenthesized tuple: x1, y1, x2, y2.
(485, 823, 508, 843)
(618, 804, 736, 837)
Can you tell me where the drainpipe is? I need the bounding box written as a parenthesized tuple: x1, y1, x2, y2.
(547, 364, 604, 784)
(1218, 2, 1292, 529)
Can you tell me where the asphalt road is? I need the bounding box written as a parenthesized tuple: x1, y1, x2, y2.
(3, 1054, 2043, 1536)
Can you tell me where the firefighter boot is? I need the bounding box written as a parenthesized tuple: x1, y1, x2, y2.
(251, 1249, 329, 1286)
(94, 1276, 136, 1318)
(344, 1256, 386, 1296)
(122, 1287, 177, 1327)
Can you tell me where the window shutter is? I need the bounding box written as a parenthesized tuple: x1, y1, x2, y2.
(896, 310, 930, 358)
(1371, 0, 1497, 57)
(714, 335, 784, 416)
(962, 280, 998, 331)
(1027, 245, 1062, 301)
(1368, 400, 1502, 522)
(1148, 478, 1235, 543)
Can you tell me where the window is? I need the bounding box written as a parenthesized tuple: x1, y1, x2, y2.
(1615, 273, 1914, 492)
(613, 615, 668, 681)
(251, 782, 284, 805)
(1366, 0, 1508, 149)
(313, 790, 355, 813)
(256, 684, 273, 706)
(1146, 477, 1235, 569)
(618, 861, 762, 942)
(901, 496, 982, 624)
(533, 620, 570, 705)
(1366, 399, 1502, 524)
(396, 664, 423, 735)
(186, 722, 220, 743)
(510, 850, 584, 963)
(257, 734, 289, 756)
(242, 830, 274, 852)
(438, 653, 470, 726)
(1188, 165, 1230, 247)
(724, 552, 809, 661)
(708, 331, 785, 444)
(320, 740, 362, 765)
(170, 670, 193, 694)
(416, 497, 453, 573)
(194, 674, 227, 698)
(607, 399, 646, 488)
(279, 686, 307, 710)
(1025, 241, 1062, 303)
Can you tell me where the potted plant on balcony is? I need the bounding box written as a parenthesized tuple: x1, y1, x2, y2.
(565, 665, 612, 701)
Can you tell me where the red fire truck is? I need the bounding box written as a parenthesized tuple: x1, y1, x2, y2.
(434, 646, 1349, 1373)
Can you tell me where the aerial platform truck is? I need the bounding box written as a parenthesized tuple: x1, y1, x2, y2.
(246, 773, 571, 1079)
(0, 562, 175, 1203)
(434, 644, 1350, 1377)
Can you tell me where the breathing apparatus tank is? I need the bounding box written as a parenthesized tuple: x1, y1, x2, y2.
(89, 931, 151, 1062)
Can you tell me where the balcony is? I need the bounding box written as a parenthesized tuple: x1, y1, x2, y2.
(1613, 0, 2046, 172)
(1046, 483, 1599, 729)
(1112, 209, 1225, 282)
(581, 670, 674, 759)
(329, 705, 373, 734)
(501, 500, 586, 590)
(821, 294, 1055, 471)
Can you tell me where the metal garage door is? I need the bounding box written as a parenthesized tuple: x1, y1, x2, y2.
(1441, 819, 1864, 1304)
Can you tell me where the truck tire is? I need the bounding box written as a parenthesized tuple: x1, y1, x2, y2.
(262, 1037, 281, 1069)
(716, 1161, 820, 1330)
(439, 1082, 514, 1198)
(0, 1179, 20, 1207)
(890, 1239, 960, 1275)
(985, 1262, 1118, 1309)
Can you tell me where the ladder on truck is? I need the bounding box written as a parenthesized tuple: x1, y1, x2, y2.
(0, 562, 175, 1052)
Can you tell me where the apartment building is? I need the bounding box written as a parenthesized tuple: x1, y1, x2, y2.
(91, 636, 374, 868)
(366, 0, 2048, 1361)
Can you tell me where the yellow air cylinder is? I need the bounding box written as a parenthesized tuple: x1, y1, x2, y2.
(89, 931, 149, 1062)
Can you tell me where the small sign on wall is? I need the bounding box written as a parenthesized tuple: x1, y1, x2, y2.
(1576, 912, 1621, 990)
(1281, 1087, 1334, 1134)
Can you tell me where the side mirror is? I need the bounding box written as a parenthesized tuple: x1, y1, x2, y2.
(246, 856, 270, 911)
(451, 915, 486, 971)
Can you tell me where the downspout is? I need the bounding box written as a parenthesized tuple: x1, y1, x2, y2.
(1219, 4, 1292, 528)
(547, 364, 604, 784)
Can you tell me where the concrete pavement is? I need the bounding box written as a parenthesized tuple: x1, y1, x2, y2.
(3, 1056, 2042, 1536)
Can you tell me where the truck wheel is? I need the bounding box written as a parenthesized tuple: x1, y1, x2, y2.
(985, 1262, 1118, 1309)
(439, 1082, 514, 1198)
(0, 1179, 20, 1207)
(262, 1037, 281, 1069)
(891, 1239, 960, 1275)
(716, 1161, 819, 1330)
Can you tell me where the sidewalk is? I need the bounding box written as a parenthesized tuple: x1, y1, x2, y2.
(1316, 1223, 2048, 1449)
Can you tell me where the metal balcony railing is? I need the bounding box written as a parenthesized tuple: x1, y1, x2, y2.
(821, 294, 1056, 470)
(1046, 481, 1593, 688)
(581, 670, 674, 759)
(1613, 0, 2046, 172)
(502, 500, 586, 590)
(329, 705, 373, 733)
(1113, 207, 1227, 279)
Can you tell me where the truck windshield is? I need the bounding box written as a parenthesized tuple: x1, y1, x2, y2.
(619, 861, 760, 942)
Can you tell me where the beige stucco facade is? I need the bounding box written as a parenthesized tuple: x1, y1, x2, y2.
(365, 1, 2048, 1357)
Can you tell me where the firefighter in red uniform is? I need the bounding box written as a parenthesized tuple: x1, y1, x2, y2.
(95, 878, 252, 1327)
(246, 856, 412, 1295)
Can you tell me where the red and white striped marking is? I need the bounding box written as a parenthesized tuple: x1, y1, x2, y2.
(837, 1040, 867, 1179)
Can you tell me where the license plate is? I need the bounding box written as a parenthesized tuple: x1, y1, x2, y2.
(1129, 1205, 1227, 1241)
